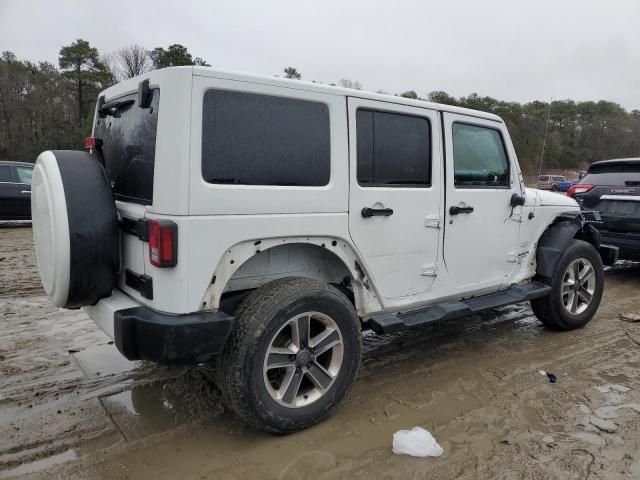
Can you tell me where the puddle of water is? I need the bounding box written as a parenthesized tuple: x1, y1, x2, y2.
(0, 450, 77, 479)
(100, 386, 179, 441)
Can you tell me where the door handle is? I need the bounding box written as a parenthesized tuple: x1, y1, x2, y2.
(449, 205, 474, 215)
(21, 190, 31, 194)
(361, 207, 394, 218)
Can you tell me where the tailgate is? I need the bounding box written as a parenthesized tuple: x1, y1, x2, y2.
(593, 187, 640, 233)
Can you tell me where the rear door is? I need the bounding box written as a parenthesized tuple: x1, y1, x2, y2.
(0, 165, 25, 219)
(93, 88, 161, 300)
(13, 165, 33, 218)
(442, 113, 523, 293)
(347, 98, 442, 301)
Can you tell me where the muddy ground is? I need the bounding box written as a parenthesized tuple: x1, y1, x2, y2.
(1, 226, 640, 479)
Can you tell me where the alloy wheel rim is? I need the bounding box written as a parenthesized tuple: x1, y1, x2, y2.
(263, 311, 344, 408)
(561, 257, 596, 315)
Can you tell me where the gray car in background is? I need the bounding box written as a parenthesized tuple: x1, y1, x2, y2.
(538, 174, 569, 191)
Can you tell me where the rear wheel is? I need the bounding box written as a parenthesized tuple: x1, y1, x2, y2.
(531, 239, 604, 330)
(218, 277, 361, 433)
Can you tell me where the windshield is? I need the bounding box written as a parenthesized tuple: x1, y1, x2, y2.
(94, 89, 159, 204)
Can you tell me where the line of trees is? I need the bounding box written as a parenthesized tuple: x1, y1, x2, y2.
(0, 40, 209, 162)
(1, 41, 639, 176)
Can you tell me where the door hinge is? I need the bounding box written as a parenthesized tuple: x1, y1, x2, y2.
(119, 217, 148, 242)
(421, 264, 438, 276)
(424, 215, 441, 229)
(125, 269, 153, 299)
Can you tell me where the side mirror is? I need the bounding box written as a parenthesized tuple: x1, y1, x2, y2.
(510, 193, 526, 207)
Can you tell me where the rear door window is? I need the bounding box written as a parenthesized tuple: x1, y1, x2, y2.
(452, 123, 509, 188)
(94, 89, 160, 204)
(201, 90, 330, 186)
(356, 109, 431, 187)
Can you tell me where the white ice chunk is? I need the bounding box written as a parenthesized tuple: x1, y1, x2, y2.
(392, 427, 443, 457)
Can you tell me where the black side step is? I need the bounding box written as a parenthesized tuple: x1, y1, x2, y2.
(367, 282, 551, 334)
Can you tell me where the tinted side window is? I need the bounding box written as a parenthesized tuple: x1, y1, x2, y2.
(202, 90, 330, 186)
(0, 165, 14, 183)
(452, 123, 509, 188)
(539, 175, 549, 181)
(357, 109, 431, 187)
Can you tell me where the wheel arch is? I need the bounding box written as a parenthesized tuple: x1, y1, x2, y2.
(535, 212, 614, 279)
(203, 237, 382, 317)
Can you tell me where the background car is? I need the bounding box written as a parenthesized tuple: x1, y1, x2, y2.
(538, 175, 568, 190)
(557, 178, 580, 192)
(0, 161, 33, 220)
(568, 158, 640, 260)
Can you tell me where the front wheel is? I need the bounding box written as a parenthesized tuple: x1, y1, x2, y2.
(531, 239, 604, 330)
(218, 277, 362, 433)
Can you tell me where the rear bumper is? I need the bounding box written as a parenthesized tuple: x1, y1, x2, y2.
(83, 289, 233, 365)
(599, 231, 640, 261)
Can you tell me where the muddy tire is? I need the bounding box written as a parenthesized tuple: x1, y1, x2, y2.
(218, 277, 361, 434)
(531, 239, 604, 330)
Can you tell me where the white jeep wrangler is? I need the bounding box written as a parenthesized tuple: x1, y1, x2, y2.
(31, 67, 618, 433)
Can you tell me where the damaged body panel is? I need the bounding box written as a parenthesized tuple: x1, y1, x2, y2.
(536, 212, 619, 279)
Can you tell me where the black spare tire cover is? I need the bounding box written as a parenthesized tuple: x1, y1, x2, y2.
(32, 150, 119, 308)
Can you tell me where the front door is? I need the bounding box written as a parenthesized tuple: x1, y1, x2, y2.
(347, 98, 442, 302)
(442, 113, 523, 293)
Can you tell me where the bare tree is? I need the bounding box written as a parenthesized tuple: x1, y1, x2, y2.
(106, 45, 152, 81)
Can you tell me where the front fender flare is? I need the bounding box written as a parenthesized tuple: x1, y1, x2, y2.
(535, 213, 606, 279)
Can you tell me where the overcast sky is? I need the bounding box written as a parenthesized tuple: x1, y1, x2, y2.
(1, 0, 639, 110)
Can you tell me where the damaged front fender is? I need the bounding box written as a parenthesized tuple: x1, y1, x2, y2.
(536, 212, 618, 278)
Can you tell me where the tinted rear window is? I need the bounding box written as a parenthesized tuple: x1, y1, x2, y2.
(94, 89, 160, 204)
(202, 90, 330, 186)
(583, 163, 640, 186)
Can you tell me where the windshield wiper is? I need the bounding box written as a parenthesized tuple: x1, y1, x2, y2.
(98, 99, 135, 117)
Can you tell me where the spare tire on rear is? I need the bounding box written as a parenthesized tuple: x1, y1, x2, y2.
(32, 150, 119, 308)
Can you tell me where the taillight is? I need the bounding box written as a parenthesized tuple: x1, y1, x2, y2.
(148, 220, 178, 268)
(567, 184, 593, 198)
(83, 137, 103, 149)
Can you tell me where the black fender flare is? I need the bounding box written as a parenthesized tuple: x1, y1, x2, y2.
(535, 213, 616, 279)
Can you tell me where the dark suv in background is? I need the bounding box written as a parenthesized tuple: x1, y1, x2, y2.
(0, 161, 33, 220)
(569, 158, 640, 260)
